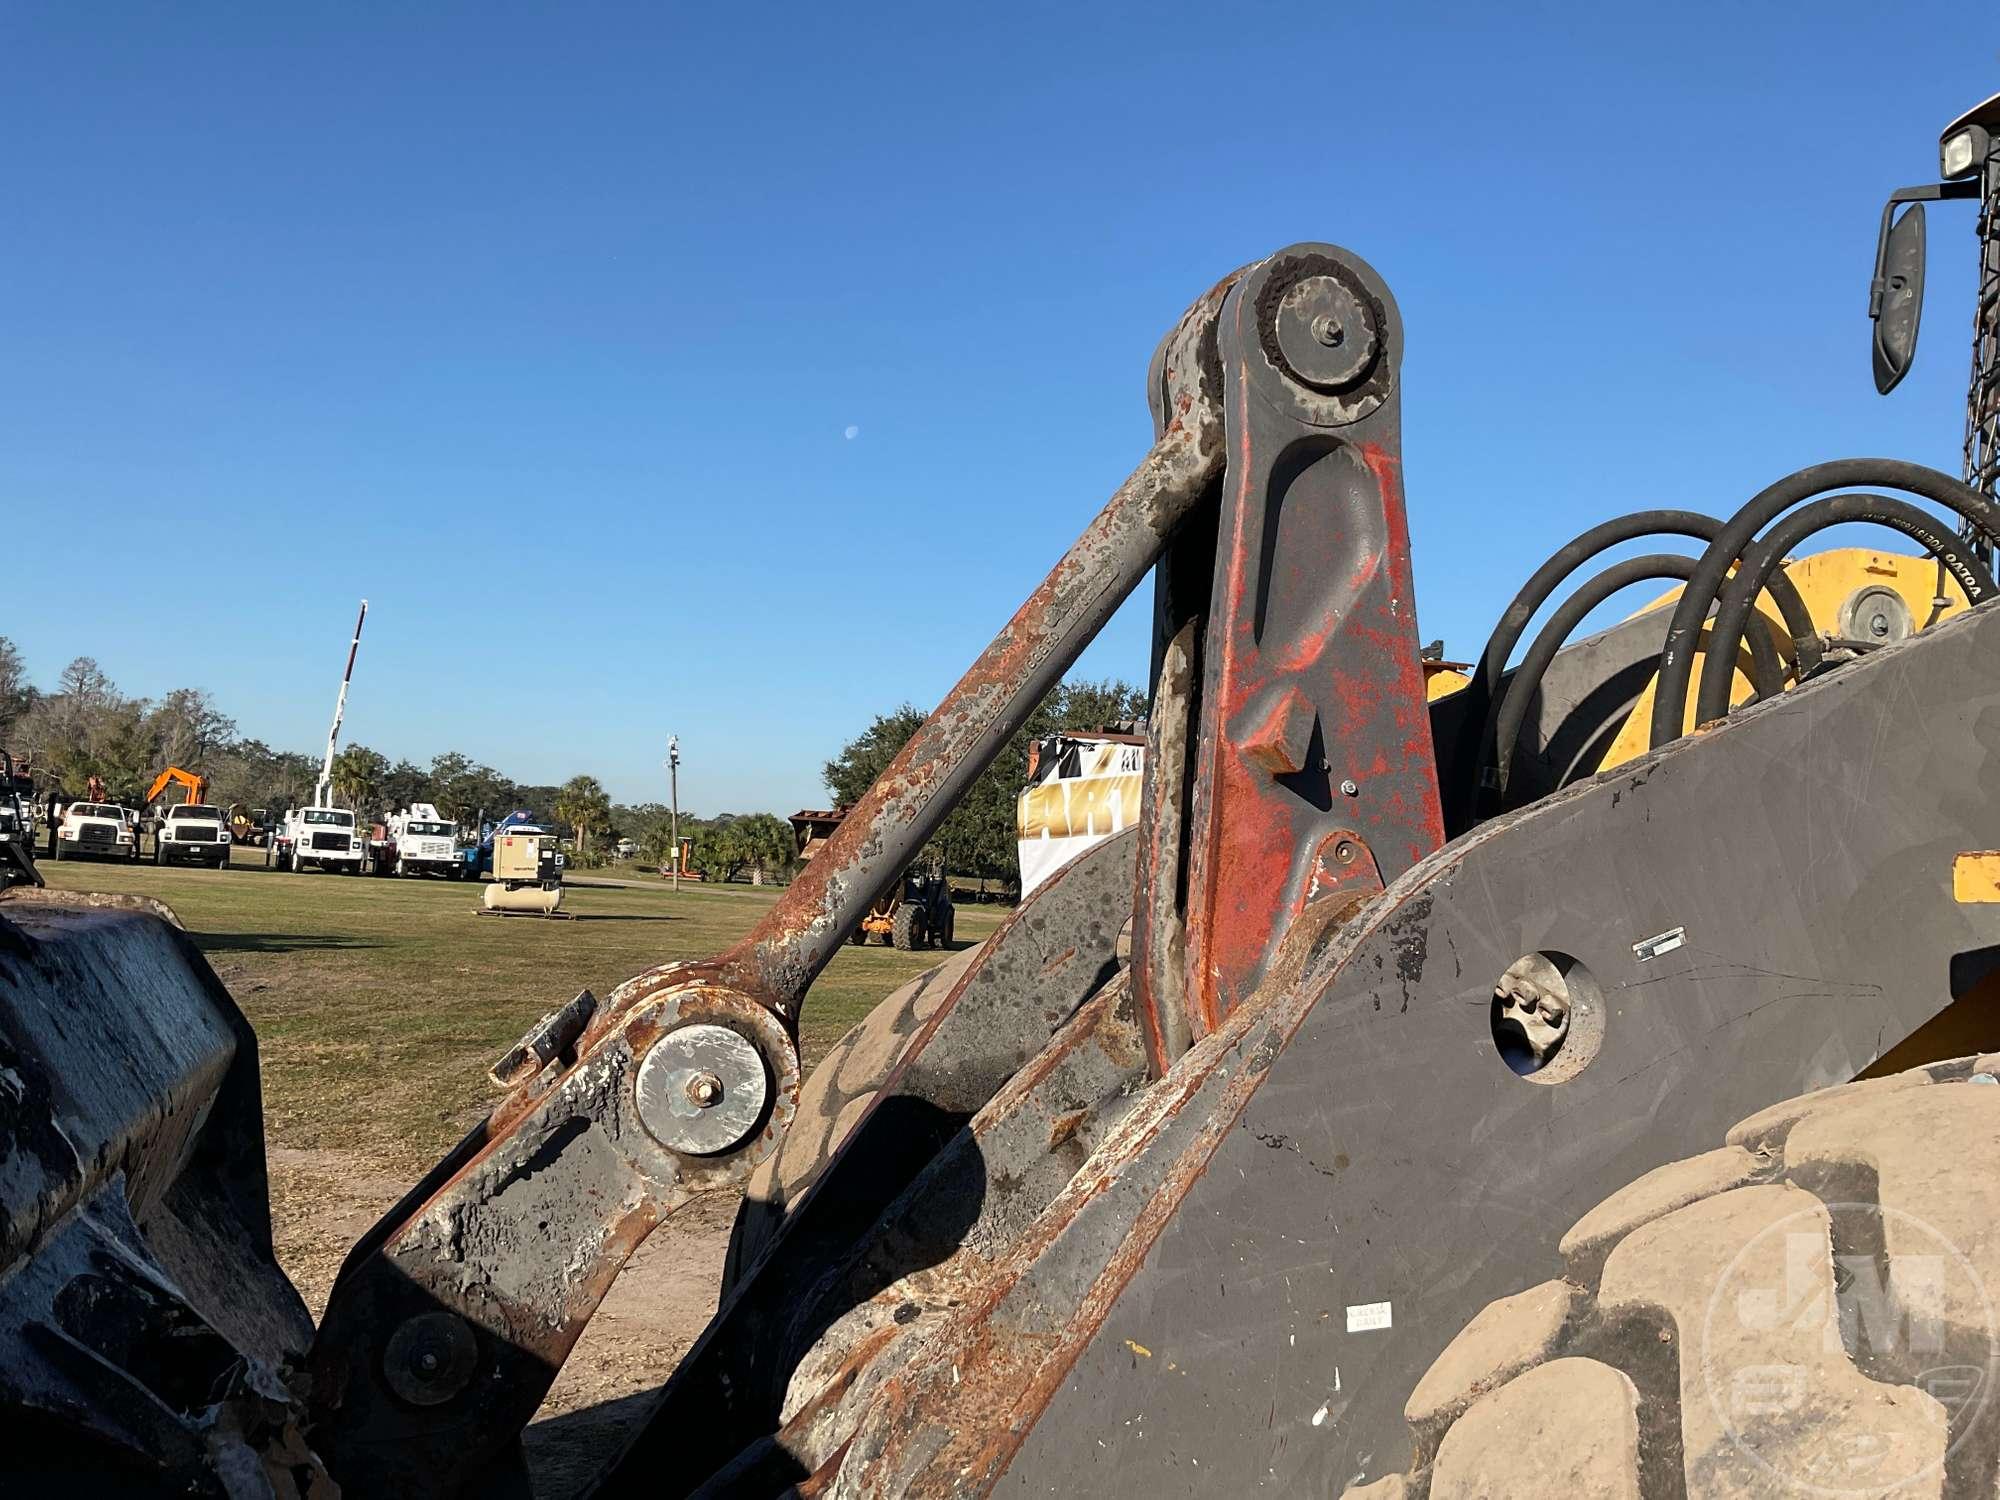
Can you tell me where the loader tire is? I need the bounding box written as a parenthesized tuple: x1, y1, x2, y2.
(722, 943, 983, 1293)
(1346, 1056, 2000, 1499)
(890, 900, 922, 951)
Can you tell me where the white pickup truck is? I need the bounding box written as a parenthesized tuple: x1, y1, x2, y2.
(55, 802, 139, 863)
(156, 803, 231, 867)
(389, 803, 462, 878)
(277, 805, 365, 873)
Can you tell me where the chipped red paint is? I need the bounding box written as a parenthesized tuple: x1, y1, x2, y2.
(1179, 253, 1444, 1033)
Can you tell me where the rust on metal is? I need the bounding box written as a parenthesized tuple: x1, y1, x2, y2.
(701, 976, 1150, 1491)
(704, 268, 1241, 1022)
(1132, 618, 1196, 1075)
(603, 830, 1141, 1492)
(308, 980, 800, 1497)
(1180, 248, 1444, 1037)
(824, 856, 1431, 1494)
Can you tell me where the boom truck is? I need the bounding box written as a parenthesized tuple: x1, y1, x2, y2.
(271, 601, 370, 874)
(14, 87, 2000, 1498)
(386, 803, 463, 878)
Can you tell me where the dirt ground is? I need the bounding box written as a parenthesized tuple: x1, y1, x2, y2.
(268, 1144, 737, 1497)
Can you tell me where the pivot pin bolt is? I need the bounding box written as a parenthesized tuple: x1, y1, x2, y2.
(687, 1072, 723, 1108)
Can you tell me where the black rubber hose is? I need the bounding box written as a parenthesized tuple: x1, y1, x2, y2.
(1649, 459, 2000, 749)
(1493, 554, 1786, 800)
(1471, 512, 1812, 811)
(1695, 493, 1999, 725)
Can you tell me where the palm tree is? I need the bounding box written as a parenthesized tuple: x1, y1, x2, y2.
(330, 745, 385, 814)
(555, 774, 611, 856)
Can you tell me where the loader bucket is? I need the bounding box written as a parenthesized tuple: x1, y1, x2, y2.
(0, 894, 319, 1494)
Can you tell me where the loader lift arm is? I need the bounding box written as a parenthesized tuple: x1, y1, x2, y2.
(13, 228, 2000, 1498)
(310, 241, 2000, 1495)
(303, 243, 1452, 1493)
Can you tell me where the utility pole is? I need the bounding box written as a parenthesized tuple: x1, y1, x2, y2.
(666, 735, 681, 892)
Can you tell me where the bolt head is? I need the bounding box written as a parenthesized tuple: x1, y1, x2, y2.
(1340, 778, 1359, 797)
(687, 1071, 723, 1108)
(1313, 316, 1345, 348)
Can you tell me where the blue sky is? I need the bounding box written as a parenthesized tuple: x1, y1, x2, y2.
(4, 3, 1995, 812)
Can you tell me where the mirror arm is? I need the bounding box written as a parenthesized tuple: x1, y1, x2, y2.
(1872, 182, 1980, 316)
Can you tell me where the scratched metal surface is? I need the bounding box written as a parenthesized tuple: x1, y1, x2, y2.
(610, 830, 1138, 1494)
(1179, 245, 1444, 1036)
(973, 595, 2000, 1494)
(0, 902, 317, 1488)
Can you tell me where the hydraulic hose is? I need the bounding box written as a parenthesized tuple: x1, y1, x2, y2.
(1471, 512, 1811, 814)
(1695, 492, 1999, 725)
(1492, 553, 1786, 800)
(1649, 459, 2000, 749)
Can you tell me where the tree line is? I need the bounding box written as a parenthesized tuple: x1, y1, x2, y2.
(0, 641, 786, 879)
(822, 677, 1147, 891)
(1, 637, 1147, 890)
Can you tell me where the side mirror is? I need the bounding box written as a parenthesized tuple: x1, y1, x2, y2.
(1871, 201, 1926, 394)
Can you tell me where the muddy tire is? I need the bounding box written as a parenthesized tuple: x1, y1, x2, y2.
(890, 900, 922, 951)
(721, 944, 982, 1293)
(1347, 1056, 2000, 1498)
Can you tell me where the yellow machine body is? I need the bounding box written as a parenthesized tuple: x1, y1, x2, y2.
(1595, 546, 1969, 769)
(1430, 546, 1971, 776)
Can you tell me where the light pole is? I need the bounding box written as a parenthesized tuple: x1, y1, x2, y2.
(666, 735, 681, 892)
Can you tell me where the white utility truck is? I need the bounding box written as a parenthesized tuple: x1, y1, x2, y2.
(276, 805, 364, 873)
(156, 804, 231, 868)
(54, 802, 139, 863)
(389, 803, 462, 878)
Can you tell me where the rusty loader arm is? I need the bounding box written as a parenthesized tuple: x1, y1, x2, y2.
(10, 235, 2000, 1497)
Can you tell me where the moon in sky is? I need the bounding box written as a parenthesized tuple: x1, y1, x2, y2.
(843, 424, 860, 440)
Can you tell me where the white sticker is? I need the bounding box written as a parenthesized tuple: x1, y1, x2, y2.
(1633, 925, 1686, 962)
(1345, 1301, 1392, 1333)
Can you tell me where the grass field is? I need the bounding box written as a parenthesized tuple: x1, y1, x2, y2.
(34, 855, 1007, 1172)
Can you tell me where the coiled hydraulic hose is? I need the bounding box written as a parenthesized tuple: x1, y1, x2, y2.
(1650, 460, 2000, 749)
(1471, 512, 1811, 814)
(1696, 492, 1999, 726)
(1492, 553, 1786, 800)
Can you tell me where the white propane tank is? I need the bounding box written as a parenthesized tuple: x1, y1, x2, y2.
(482, 882, 565, 916)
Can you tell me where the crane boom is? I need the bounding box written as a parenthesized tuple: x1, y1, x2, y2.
(315, 600, 368, 807)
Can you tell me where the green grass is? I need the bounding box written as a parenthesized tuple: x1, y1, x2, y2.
(35, 856, 1007, 1173)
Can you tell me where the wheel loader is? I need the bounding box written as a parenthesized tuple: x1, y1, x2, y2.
(8, 89, 2000, 1498)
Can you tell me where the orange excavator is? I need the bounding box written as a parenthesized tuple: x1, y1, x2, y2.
(142, 766, 208, 807)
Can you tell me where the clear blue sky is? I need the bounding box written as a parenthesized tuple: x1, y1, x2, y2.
(5, 3, 1994, 812)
